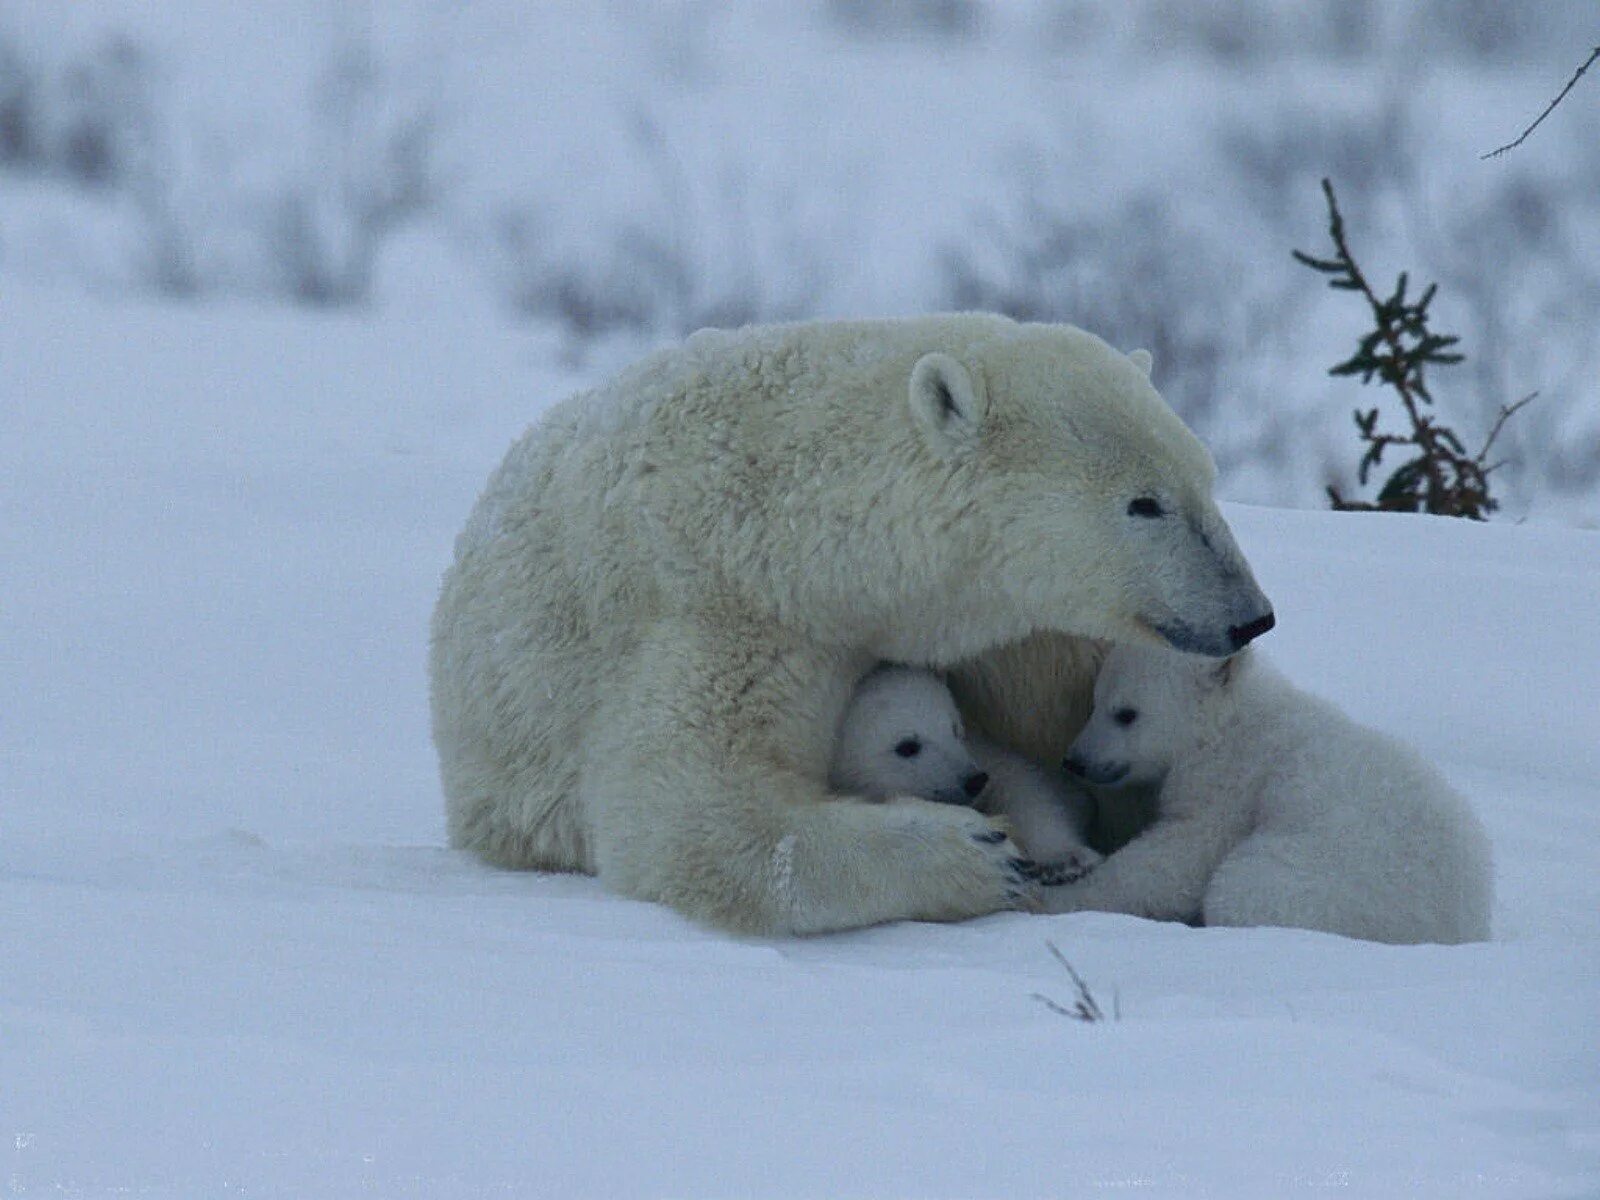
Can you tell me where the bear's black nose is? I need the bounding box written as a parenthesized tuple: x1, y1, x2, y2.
(1062, 754, 1085, 777)
(1229, 611, 1276, 649)
(963, 771, 989, 798)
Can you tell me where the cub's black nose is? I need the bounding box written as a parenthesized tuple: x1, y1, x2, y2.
(963, 771, 990, 798)
(1229, 611, 1276, 649)
(1062, 754, 1086, 778)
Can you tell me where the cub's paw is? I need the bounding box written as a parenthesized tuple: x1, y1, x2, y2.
(1032, 849, 1101, 888)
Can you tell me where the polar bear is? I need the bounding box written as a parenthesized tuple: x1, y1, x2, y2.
(1046, 645, 1494, 944)
(428, 314, 1275, 934)
(829, 665, 1101, 882)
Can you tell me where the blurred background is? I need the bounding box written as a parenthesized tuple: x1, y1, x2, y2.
(2, 0, 1596, 520)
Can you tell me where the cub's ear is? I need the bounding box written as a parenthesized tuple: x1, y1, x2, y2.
(908, 352, 986, 458)
(1128, 348, 1154, 378)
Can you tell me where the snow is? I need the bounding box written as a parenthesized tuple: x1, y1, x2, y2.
(3, 282, 1598, 1198)
(2, 0, 1597, 517)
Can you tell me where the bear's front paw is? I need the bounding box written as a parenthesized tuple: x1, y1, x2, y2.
(968, 822, 1040, 910)
(882, 798, 1039, 916)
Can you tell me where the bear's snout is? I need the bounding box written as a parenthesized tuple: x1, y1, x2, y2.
(1228, 611, 1276, 650)
(1063, 754, 1129, 787)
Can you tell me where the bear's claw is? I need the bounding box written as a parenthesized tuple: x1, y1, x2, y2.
(1005, 856, 1042, 906)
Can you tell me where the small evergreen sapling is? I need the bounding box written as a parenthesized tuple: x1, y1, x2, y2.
(1295, 178, 1531, 519)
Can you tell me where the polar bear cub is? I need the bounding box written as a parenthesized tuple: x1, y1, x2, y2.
(1047, 646, 1493, 944)
(831, 665, 1102, 883)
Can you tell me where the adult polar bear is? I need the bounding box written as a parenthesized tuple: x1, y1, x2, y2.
(429, 315, 1275, 934)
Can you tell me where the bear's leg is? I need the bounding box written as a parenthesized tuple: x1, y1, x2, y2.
(1039, 810, 1241, 923)
(582, 614, 1037, 935)
(443, 747, 592, 874)
(970, 735, 1101, 880)
(1203, 833, 1475, 944)
(1199, 835, 1323, 934)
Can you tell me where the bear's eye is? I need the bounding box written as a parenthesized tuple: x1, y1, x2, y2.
(1127, 497, 1164, 518)
(1113, 707, 1139, 727)
(894, 738, 922, 758)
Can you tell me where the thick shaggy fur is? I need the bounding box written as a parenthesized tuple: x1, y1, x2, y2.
(830, 665, 1101, 878)
(429, 314, 1273, 934)
(1047, 646, 1494, 944)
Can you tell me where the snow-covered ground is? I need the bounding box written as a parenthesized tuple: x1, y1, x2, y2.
(3, 284, 1598, 1198)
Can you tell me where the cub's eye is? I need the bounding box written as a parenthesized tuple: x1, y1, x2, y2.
(894, 738, 922, 758)
(1127, 497, 1164, 518)
(1113, 708, 1139, 727)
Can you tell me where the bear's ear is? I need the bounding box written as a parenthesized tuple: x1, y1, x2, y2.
(1129, 348, 1154, 378)
(908, 352, 986, 458)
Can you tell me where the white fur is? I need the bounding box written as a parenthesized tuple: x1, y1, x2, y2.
(1047, 646, 1494, 944)
(830, 665, 1102, 877)
(429, 315, 1272, 934)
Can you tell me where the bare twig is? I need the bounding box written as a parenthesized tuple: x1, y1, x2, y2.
(1031, 991, 1085, 1020)
(1482, 46, 1600, 160)
(1032, 941, 1114, 1023)
(1478, 392, 1539, 475)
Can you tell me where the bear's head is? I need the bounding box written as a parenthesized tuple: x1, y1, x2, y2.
(1063, 644, 1244, 785)
(902, 325, 1273, 661)
(828, 665, 989, 807)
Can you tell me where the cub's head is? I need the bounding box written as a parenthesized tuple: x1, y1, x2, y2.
(1063, 644, 1241, 785)
(829, 665, 989, 806)
(905, 326, 1274, 659)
